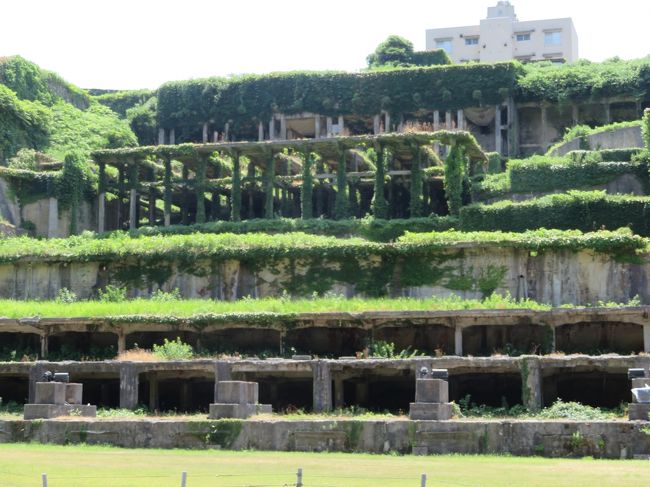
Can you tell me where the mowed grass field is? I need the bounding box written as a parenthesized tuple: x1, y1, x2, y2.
(1, 444, 649, 487)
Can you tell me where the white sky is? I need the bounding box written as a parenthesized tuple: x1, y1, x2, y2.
(1, 0, 649, 90)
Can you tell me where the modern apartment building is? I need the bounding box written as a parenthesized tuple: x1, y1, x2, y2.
(425, 1, 578, 63)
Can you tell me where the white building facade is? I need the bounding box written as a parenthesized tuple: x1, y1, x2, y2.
(425, 1, 578, 63)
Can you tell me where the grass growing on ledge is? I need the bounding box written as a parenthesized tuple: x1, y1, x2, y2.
(0, 294, 560, 319)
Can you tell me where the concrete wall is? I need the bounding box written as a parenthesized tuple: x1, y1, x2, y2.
(0, 247, 647, 305)
(551, 125, 643, 156)
(1, 418, 648, 457)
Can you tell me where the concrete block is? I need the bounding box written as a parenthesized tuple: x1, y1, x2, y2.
(409, 402, 453, 421)
(65, 383, 83, 405)
(209, 403, 272, 419)
(34, 382, 66, 405)
(216, 381, 258, 405)
(415, 379, 449, 403)
(24, 404, 97, 420)
(628, 403, 650, 421)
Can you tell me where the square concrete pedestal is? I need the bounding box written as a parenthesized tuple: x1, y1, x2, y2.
(409, 378, 453, 420)
(209, 381, 272, 419)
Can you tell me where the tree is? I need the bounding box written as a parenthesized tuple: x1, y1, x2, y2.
(367, 35, 414, 68)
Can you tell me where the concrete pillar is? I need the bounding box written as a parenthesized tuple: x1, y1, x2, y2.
(334, 376, 344, 409)
(433, 110, 440, 130)
(521, 356, 543, 411)
(385, 112, 391, 132)
(457, 109, 464, 130)
(454, 326, 463, 356)
(158, 128, 165, 145)
(129, 188, 137, 231)
(224, 123, 230, 142)
(445, 110, 452, 129)
(202, 123, 209, 143)
(373, 115, 381, 135)
(117, 332, 126, 355)
(39, 334, 48, 359)
(149, 373, 159, 411)
(269, 117, 276, 140)
(644, 324, 650, 353)
(213, 131, 219, 142)
(280, 114, 287, 140)
(312, 361, 332, 413)
(169, 128, 176, 145)
(258, 122, 264, 141)
(540, 105, 548, 153)
(98, 192, 105, 233)
(47, 197, 58, 238)
(326, 117, 333, 137)
(119, 363, 139, 409)
(338, 116, 344, 134)
(180, 382, 191, 411)
(28, 363, 47, 404)
(494, 105, 502, 154)
(214, 361, 233, 402)
(604, 103, 611, 124)
(572, 105, 579, 126)
(314, 115, 321, 139)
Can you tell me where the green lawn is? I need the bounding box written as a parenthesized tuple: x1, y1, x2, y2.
(0, 444, 648, 487)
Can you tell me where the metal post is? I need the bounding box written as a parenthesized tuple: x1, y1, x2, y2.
(420, 473, 427, 487)
(42, 473, 48, 487)
(180, 471, 187, 487)
(297, 468, 303, 487)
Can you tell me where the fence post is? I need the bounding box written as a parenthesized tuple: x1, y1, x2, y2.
(420, 473, 427, 487)
(42, 473, 48, 487)
(297, 467, 303, 487)
(180, 471, 187, 487)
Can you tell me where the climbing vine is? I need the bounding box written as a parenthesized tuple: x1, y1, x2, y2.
(371, 144, 389, 219)
(444, 144, 464, 216)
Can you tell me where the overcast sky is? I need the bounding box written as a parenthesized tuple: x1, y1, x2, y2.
(2, 0, 648, 90)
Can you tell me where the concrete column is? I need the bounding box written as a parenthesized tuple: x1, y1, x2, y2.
(258, 122, 264, 141)
(269, 117, 276, 140)
(312, 361, 332, 413)
(202, 123, 209, 143)
(129, 188, 137, 231)
(457, 109, 464, 130)
(445, 110, 452, 129)
(98, 192, 105, 233)
(39, 334, 49, 359)
(540, 105, 548, 153)
(644, 324, 650, 353)
(494, 105, 502, 154)
(158, 128, 165, 145)
(180, 382, 191, 411)
(326, 117, 333, 136)
(117, 332, 126, 355)
(169, 128, 176, 145)
(213, 131, 219, 142)
(314, 115, 321, 139)
(433, 110, 440, 130)
(454, 326, 463, 356)
(572, 105, 579, 126)
(224, 123, 230, 142)
(521, 356, 543, 411)
(338, 116, 344, 134)
(604, 103, 611, 124)
(47, 197, 58, 238)
(119, 363, 139, 409)
(373, 115, 381, 135)
(334, 376, 344, 409)
(280, 114, 287, 140)
(385, 112, 391, 132)
(214, 361, 233, 402)
(28, 363, 47, 404)
(149, 373, 159, 411)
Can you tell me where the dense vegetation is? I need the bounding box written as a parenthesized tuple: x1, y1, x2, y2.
(366, 35, 451, 68)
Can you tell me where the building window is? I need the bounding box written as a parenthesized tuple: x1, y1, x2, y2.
(465, 37, 479, 45)
(435, 38, 453, 53)
(544, 31, 562, 45)
(516, 33, 531, 42)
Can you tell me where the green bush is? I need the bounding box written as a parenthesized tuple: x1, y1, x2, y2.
(55, 288, 77, 304)
(461, 190, 650, 235)
(153, 338, 194, 360)
(98, 285, 127, 302)
(369, 340, 421, 359)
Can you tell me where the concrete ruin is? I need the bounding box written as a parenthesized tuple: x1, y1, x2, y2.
(209, 381, 272, 419)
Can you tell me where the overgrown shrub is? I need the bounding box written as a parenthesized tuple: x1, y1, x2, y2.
(153, 338, 194, 360)
(98, 285, 127, 302)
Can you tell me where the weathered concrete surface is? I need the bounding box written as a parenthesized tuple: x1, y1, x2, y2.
(551, 125, 643, 156)
(0, 418, 648, 458)
(0, 247, 647, 305)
